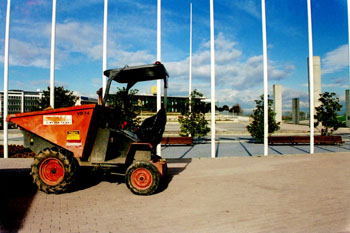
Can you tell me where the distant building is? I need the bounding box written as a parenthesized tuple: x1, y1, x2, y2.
(0, 89, 206, 127)
(131, 94, 208, 113)
(0, 90, 43, 128)
(76, 96, 98, 105)
(132, 94, 188, 113)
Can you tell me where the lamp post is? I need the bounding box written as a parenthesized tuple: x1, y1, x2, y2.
(3, 0, 11, 159)
(210, 0, 216, 158)
(102, 0, 108, 97)
(261, 0, 269, 156)
(307, 0, 315, 154)
(156, 0, 162, 156)
(189, 3, 193, 112)
(49, 0, 57, 108)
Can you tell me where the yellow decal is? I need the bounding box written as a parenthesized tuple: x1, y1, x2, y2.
(66, 130, 82, 146)
(67, 130, 80, 140)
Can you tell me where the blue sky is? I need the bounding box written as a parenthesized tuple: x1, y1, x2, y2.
(0, 0, 349, 113)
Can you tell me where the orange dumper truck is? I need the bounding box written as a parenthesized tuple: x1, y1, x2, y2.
(7, 62, 169, 195)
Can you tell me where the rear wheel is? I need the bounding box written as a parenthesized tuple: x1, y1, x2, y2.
(125, 161, 160, 195)
(31, 148, 77, 194)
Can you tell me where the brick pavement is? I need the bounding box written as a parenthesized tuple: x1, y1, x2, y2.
(0, 152, 349, 232)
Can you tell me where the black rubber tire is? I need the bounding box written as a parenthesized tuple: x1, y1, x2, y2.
(125, 161, 160, 195)
(30, 148, 77, 194)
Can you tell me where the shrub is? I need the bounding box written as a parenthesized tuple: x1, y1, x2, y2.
(178, 90, 210, 138)
(314, 92, 342, 136)
(247, 95, 280, 142)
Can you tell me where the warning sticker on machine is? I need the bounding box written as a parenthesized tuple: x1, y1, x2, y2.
(43, 115, 72, 125)
(66, 130, 82, 146)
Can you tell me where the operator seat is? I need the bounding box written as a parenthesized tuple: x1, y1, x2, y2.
(136, 108, 166, 147)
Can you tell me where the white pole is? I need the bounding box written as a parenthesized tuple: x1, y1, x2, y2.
(189, 3, 193, 112)
(102, 0, 108, 97)
(156, 0, 162, 156)
(210, 0, 216, 158)
(261, 0, 269, 156)
(347, 0, 350, 150)
(3, 0, 11, 159)
(307, 0, 314, 154)
(21, 92, 24, 113)
(50, 0, 56, 108)
(348, 0, 350, 87)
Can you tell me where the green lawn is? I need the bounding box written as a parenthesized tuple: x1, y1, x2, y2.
(337, 115, 346, 122)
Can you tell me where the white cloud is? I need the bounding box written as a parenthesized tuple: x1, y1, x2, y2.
(8, 39, 50, 68)
(167, 33, 292, 93)
(109, 50, 155, 67)
(216, 88, 261, 108)
(322, 44, 348, 74)
(5, 20, 156, 68)
(233, 0, 260, 19)
(54, 21, 156, 67)
(2, 21, 103, 68)
(163, 33, 294, 109)
(3, 17, 295, 110)
(322, 76, 348, 88)
(281, 86, 309, 110)
(54, 21, 103, 60)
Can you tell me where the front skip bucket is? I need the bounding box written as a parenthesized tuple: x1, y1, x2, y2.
(7, 104, 97, 158)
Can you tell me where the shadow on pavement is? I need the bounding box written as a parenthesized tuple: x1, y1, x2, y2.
(162, 144, 195, 159)
(157, 158, 192, 193)
(239, 142, 253, 156)
(179, 146, 194, 159)
(166, 158, 192, 176)
(268, 146, 284, 155)
(70, 167, 125, 193)
(70, 159, 193, 195)
(0, 169, 37, 233)
(290, 145, 310, 153)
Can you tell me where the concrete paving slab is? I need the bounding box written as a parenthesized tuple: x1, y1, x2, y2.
(0, 152, 349, 232)
(0, 158, 33, 172)
(161, 139, 350, 158)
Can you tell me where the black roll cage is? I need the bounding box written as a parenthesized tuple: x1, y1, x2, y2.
(103, 63, 169, 106)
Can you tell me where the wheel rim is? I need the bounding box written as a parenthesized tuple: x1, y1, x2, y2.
(131, 168, 153, 190)
(39, 158, 65, 186)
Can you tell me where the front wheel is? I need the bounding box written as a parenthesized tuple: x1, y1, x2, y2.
(31, 148, 77, 194)
(125, 161, 160, 195)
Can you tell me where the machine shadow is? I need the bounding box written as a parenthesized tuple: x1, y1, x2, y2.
(157, 158, 192, 193)
(71, 167, 124, 192)
(72, 158, 192, 194)
(0, 169, 37, 233)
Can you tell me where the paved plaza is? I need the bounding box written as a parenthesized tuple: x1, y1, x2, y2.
(0, 152, 349, 232)
(2, 124, 350, 158)
(162, 136, 350, 158)
(0, 124, 349, 232)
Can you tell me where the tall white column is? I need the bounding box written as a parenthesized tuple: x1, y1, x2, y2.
(189, 3, 193, 113)
(21, 92, 24, 113)
(292, 98, 300, 124)
(308, 56, 321, 110)
(156, 0, 162, 156)
(50, 0, 57, 108)
(261, 0, 269, 156)
(3, 0, 11, 159)
(307, 0, 315, 154)
(210, 0, 216, 158)
(346, 90, 350, 127)
(273, 84, 282, 124)
(102, 0, 108, 97)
